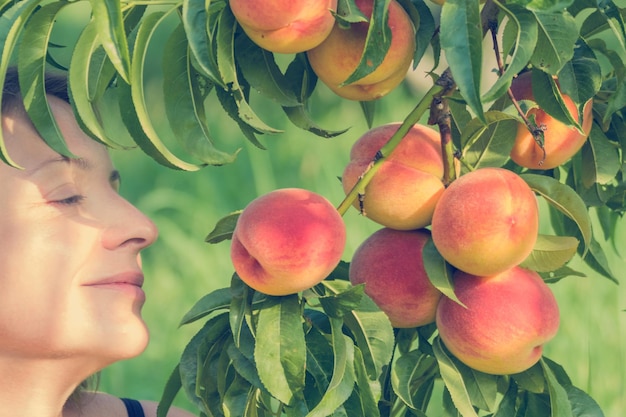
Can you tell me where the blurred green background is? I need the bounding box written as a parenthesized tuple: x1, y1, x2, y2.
(45, 3, 626, 415)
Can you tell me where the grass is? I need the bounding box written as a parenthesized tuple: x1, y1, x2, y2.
(99, 82, 626, 416)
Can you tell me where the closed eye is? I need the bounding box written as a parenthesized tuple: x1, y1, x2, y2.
(51, 195, 86, 206)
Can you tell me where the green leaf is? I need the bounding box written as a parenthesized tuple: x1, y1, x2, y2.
(0, 0, 45, 167)
(557, 38, 602, 109)
(440, 0, 485, 123)
(539, 265, 586, 283)
(493, 379, 518, 417)
(512, 362, 546, 394)
(508, 0, 574, 13)
(205, 211, 241, 243)
(69, 18, 126, 149)
(482, 3, 538, 103)
(306, 317, 356, 417)
(157, 364, 183, 417)
(345, 347, 381, 417)
(434, 337, 479, 417)
(391, 350, 437, 409)
(460, 111, 519, 169)
(398, 0, 435, 69)
(319, 280, 366, 319)
(222, 373, 255, 417)
(530, 10, 579, 75)
(179, 312, 231, 415)
(565, 385, 605, 417)
(179, 288, 232, 326)
(422, 238, 464, 307)
(181, 0, 223, 86)
(282, 105, 349, 138)
(540, 358, 574, 417)
(580, 125, 621, 188)
(531, 69, 582, 131)
(127, 10, 203, 171)
(163, 21, 239, 166)
(236, 36, 299, 107)
(520, 234, 579, 272)
(335, 0, 368, 25)
(341, 291, 394, 382)
(521, 173, 592, 256)
(215, 6, 281, 135)
(341, 0, 392, 86)
(17, 1, 74, 158)
(89, 0, 131, 83)
(255, 295, 306, 404)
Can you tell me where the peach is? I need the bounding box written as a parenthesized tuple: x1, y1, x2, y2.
(230, 188, 346, 296)
(349, 228, 442, 328)
(229, 0, 338, 54)
(436, 266, 560, 375)
(342, 123, 445, 230)
(431, 167, 538, 276)
(510, 71, 593, 170)
(306, 0, 415, 101)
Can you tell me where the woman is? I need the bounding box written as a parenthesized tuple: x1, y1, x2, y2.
(0, 68, 195, 417)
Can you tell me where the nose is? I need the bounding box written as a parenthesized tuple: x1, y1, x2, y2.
(102, 195, 158, 252)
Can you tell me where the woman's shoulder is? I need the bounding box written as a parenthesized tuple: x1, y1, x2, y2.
(65, 391, 196, 417)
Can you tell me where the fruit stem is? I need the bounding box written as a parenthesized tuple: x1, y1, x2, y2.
(428, 90, 456, 186)
(488, 13, 547, 164)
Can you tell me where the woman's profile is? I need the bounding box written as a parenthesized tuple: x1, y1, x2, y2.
(0, 67, 195, 417)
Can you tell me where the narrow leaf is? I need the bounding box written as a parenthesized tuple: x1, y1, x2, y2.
(460, 111, 519, 169)
(0, 0, 45, 166)
(255, 295, 306, 404)
(205, 211, 241, 243)
(520, 234, 579, 272)
(89, 0, 131, 83)
(530, 10, 579, 75)
(306, 317, 356, 417)
(69, 19, 126, 148)
(181, 0, 223, 85)
(127, 11, 202, 170)
(17, 2, 74, 157)
(179, 288, 233, 326)
(422, 238, 464, 306)
(521, 173, 592, 256)
(540, 358, 574, 417)
(157, 364, 183, 417)
(433, 337, 479, 417)
(341, 0, 392, 86)
(482, 2, 538, 103)
(163, 21, 239, 165)
(440, 0, 485, 123)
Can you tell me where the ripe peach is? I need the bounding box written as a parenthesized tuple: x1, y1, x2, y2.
(436, 266, 560, 375)
(306, 0, 416, 101)
(229, 0, 338, 54)
(342, 123, 444, 230)
(510, 71, 593, 170)
(349, 228, 442, 328)
(431, 167, 538, 277)
(230, 188, 346, 296)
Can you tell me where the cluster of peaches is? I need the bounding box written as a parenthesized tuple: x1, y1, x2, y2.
(229, 0, 416, 101)
(228, 0, 594, 377)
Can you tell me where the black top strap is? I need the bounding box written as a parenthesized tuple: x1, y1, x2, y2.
(120, 398, 146, 417)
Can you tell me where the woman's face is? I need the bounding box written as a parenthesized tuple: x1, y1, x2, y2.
(0, 96, 158, 366)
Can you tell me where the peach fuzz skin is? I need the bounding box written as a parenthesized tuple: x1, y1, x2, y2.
(306, 0, 415, 101)
(230, 188, 346, 296)
(510, 71, 593, 170)
(342, 123, 444, 230)
(229, 0, 338, 54)
(349, 228, 442, 328)
(436, 266, 560, 375)
(431, 167, 539, 277)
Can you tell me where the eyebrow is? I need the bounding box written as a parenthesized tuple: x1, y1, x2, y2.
(29, 155, 121, 184)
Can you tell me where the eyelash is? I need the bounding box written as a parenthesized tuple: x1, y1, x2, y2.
(52, 195, 86, 206)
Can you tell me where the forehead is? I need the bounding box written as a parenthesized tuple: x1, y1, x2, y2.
(1, 96, 111, 173)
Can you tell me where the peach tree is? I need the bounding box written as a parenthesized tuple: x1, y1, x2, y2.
(0, 0, 624, 415)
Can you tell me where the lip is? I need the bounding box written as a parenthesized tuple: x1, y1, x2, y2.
(83, 271, 145, 298)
